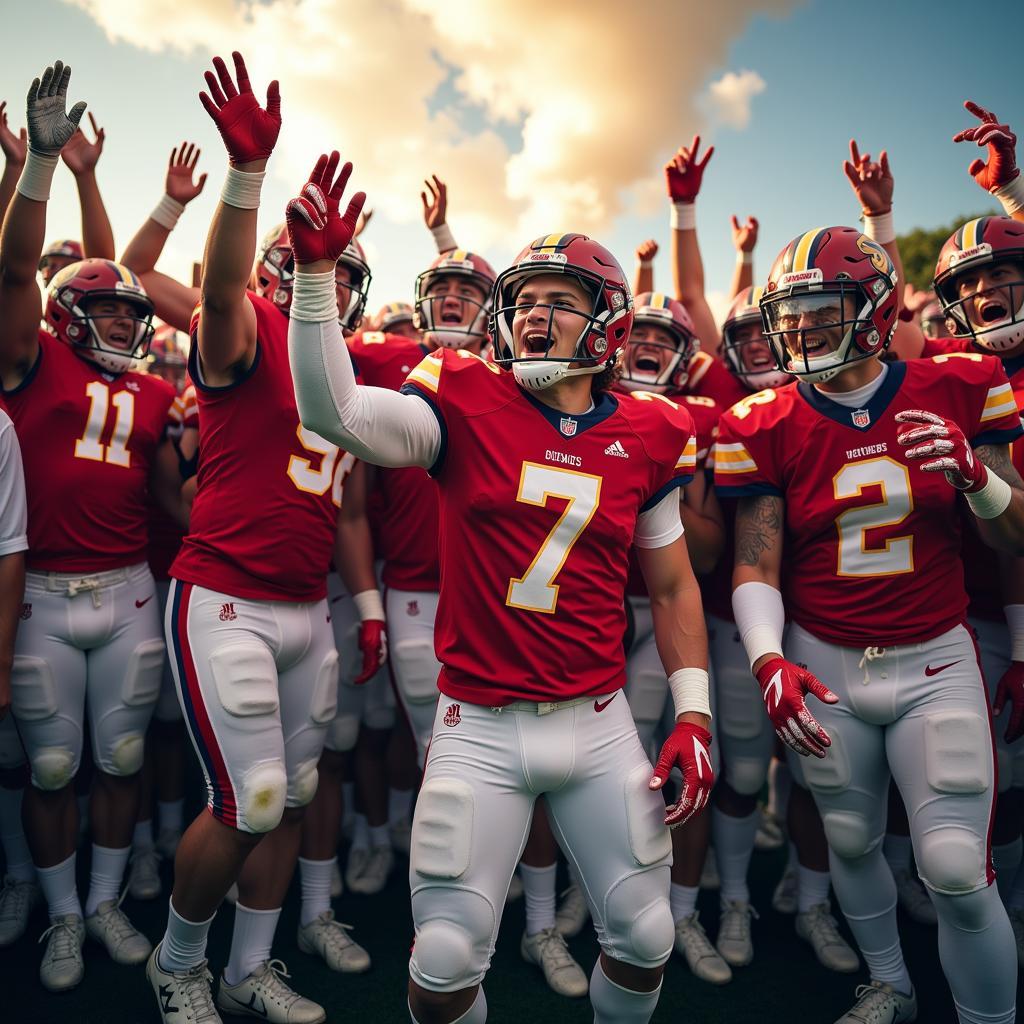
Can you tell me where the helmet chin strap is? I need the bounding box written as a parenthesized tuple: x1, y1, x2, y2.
(512, 359, 603, 392)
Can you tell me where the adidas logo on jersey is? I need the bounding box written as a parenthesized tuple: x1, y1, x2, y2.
(604, 440, 629, 458)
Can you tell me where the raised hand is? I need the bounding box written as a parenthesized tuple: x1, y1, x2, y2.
(420, 174, 447, 229)
(25, 60, 86, 156)
(843, 139, 893, 215)
(953, 100, 1019, 193)
(60, 112, 105, 176)
(665, 135, 714, 203)
(285, 151, 367, 265)
(199, 51, 280, 165)
(731, 214, 759, 253)
(0, 101, 27, 167)
(636, 238, 659, 263)
(166, 141, 207, 205)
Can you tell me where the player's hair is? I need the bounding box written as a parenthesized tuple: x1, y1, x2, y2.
(592, 356, 622, 393)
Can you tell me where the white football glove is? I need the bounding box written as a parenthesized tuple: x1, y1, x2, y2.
(26, 60, 85, 156)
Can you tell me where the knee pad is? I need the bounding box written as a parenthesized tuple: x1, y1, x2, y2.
(717, 677, 766, 742)
(603, 874, 674, 968)
(121, 639, 166, 707)
(412, 778, 474, 879)
(623, 764, 672, 867)
(31, 746, 77, 791)
(916, 826, 987, 894)
(10, 655, 58, 720)
(309, 649, 339, 725)
(410, 891, 495, 992)
(801, 727, 851, 793)
(209, 642, 279, 717)
(325, 713, 359, 753)
(725, 757, 770, 797)
(924, 712, 991, 795)
(107, 732, 145, 776)
(393, 639, 439, 704)
(821, 810, 877, 860)
(237, 759, 287, 833)
(287, 758, 319, 808)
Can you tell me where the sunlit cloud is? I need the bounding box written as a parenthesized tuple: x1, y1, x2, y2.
(701, 69, 766, 131)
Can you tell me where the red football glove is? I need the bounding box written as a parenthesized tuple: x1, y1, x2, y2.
(199, 51, 280, 165)
(649, 722, 714, 828)
(895, 409, 986, 491)
(664, 135, 714, 203)
(994, 661, 1024, 744)
(285, 152, 366, 266)
(354, 619, 387, 686)
(953, 100, 1019, 193)
(756, 657, 838, 758)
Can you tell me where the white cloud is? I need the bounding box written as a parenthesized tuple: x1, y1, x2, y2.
(702, 69, 766, 131)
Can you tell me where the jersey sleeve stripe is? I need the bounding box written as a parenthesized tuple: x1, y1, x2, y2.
(674, 436, 697, 472)
(406, 362, 441, 394)
(972, 425, 1024, 448)
(640, 475, 691, 512)
(713, 442, 758, 473)
(981, 383, 1017, 422)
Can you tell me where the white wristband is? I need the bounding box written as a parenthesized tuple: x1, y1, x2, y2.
(965, 467, 1013, 520)
(150, 193, 186, 231)
(994, 174, 1024, 216)
(863, 210, 895, 245)
(670, 201, 696, 231)
(737, 251, 753, 266)
(291, 269, 338, 323)
(220, 166, 265, 210)
(16, 149, 59, 202)
(668, 667, 712, 719)
(639, 258, 654, 270)
(1005, 604, 1024, 661)
(732, 580, 786, 669)
(353, 588, 385, 623)
(430, 222, 457, 253)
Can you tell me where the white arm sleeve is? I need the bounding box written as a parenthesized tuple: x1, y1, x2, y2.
(633, 487, 685, 549)
(288, 270, 442, 470)
(731, 580, 786, 669)
(0, 412, 28, 556)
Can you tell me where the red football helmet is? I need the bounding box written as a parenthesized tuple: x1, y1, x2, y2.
(38, 238, 84, 282)
(933, 216, 1024, 353)
(919, 298, 947, 339)
(491, 233, 633, 391)
(378, 301, 415, 332)
(760, 226, 898, 383)
(45, 259, 155, 374)
(147, 323, 189, 387)
(620, 292, 698, 394)
(722, 286, 791, 391)
(414, 250, 496, 349)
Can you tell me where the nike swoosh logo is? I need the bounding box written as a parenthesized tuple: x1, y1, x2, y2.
(594, 695, 616, 713)
(135, 596, 153, 608)
(925, 660, 961, 677)
(226, 992, 268, 1017)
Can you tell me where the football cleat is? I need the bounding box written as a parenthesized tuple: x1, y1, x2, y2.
(297, 911, 370, 974)
(217, 960, 325, 1023)
(147, 942, 222, 1023)
(520, 928, 588, 998)
(38, 914, 86, 992)
(348, 845, 392, 896)
(795, 903, 859, 973)
(0, 875, 41, 946)
(754, 808, 785, 851)
(716, 900, 757, 967)
(554, 882, 589, 938)
(893, 869, 937, 926)
(674, 912, 733, 985)
(772, 866, 798, 915)
(155, 828, 182, 861)
(833, 981, 917, 1023)
(86, 896, 153, 964)
(329, 858, 343, 899)
(127, 848, 163, 901)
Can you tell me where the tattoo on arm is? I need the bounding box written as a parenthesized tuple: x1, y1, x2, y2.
(976, 444, 1024, 489)
(735, 494, 784, 567)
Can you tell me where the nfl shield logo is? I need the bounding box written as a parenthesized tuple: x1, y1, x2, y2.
(559, 417, 578, 437)
(851, 408, 871, 428)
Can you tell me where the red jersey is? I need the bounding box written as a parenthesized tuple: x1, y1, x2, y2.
(1, 331, 173, 572)
(715, 358, 1022, 647)
(402, 349, 697, 705)
(349, 331, 440, 591)
(920, 335, 971, 358)
(146, 377, 185, 581)
(172, 293, 348, 602)
(686, 350, 747, 409)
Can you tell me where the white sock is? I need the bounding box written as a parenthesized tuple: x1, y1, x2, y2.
(670, 882, 699, 921)
(37, 852, 82, 921)
(711, 807, 757, 905)
(158, 799, 184, 835)
(299, 857, 334, 926)
(864, 937, 914, 996)
(158, 898, 215, 973)
(797, 864, 832, 914)
(0, 785, 35, 882)
(590, 962, 661, 1023)
(224, 903, 281, 986)
(520, 862, 557, 934)
(85, 844, 130, 916)
(133, 820, 154, 853)
(389, 788, 412, 826)
(992, 838, 1023, 904)
(883, 834, 912, 876)
(369, 823, 390, 849)
(351, 814, 369, 851)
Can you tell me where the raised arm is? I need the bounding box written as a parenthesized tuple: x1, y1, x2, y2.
(421, 174, 457, 253)
(0, 60, 85, 388)
(666, 137, 722, 357)
(287, 152, 441, 468)
(120, 141, 207, 331)
(0, 101, 27, 225)
(633, 239, 657, 297)
(60, 112, 114, 260)
(728, 215, 758, 300)
(196, 52, 280, 382)
(954, 100, 1024, 224)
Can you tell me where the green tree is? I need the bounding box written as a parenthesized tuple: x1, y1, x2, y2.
(897, 209, 999, 291)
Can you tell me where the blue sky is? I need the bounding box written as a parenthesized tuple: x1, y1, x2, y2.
(4, 0, 1019, 320)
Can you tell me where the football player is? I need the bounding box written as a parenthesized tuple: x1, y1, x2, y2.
(377, 301, 418, 339)
(717, 224, 1024, 1024)
(0, 62, 187, 992)
(289, 153, 714, 1024)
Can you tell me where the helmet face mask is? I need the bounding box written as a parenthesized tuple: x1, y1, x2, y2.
(414, 251, 496, 350)
(722, 286, 791, 391)
(936, 248, 1024, 353)
(621, 292, 698, 394)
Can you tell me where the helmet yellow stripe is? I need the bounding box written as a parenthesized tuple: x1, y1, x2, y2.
(792, 228, 826, 273)
(751, 285, 764, 304)
(651, 293, 668, 309)
(962, 218, 982, 251)
(538, 233, 566, 251)
(451, 249, 468, 262)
